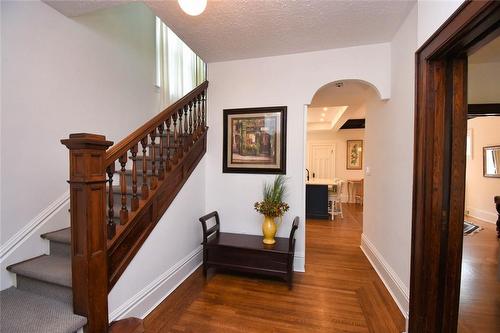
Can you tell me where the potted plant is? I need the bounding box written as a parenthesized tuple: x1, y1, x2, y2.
(254, 175, 290, 244)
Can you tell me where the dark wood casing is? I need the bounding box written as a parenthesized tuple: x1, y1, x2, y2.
(410, 2, 500, 332)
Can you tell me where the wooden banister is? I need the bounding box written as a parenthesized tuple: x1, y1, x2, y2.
(61, 81, 209, 332)
(61, 133, 113, 333)
(104, 81, 208, 166)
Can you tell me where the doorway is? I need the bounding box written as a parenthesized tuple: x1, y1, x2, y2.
(305, 80, 374, 221)
(410, 1, 500, 332)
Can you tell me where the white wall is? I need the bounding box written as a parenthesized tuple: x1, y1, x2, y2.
(307, 129, 365, 188)
(205, 43, 391, 272)
(469, 61, 500, 104)
(465, 117, 500, 223)
(362, 5, 418, 317)
(108, 158, 206, 319)
(417, 0, 465, 47)
(0, 0, 160, 288)
(1, 1, 158, 244)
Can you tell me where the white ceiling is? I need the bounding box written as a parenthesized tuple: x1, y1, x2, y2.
(310, 80, 376, 109)
(308, 80, 379, 131)
(43, 0, 129, 17)
(45, 0, 416, 63)
(307, 106, 348, 131)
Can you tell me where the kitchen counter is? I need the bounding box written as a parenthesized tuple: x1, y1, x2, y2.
(305, 178, 339, 186)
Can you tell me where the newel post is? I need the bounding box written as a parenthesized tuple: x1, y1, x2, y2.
(61, 133, 113, 333)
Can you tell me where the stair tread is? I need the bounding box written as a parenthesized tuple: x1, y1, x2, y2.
(7, 255, 71, 288)
(41, 228, 71, 244)
(0, 287, 86, 333)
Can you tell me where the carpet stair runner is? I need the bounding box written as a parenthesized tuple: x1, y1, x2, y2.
(0, 141, 178, 332)
(0, 228, 87, 332)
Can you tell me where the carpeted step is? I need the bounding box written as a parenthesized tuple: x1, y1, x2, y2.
(0, 287, 86, 333)
(41, 228, 71, 258)
(7, 255, 72, 304)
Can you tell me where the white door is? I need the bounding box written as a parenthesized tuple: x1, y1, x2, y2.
(310, 144, 335, 179)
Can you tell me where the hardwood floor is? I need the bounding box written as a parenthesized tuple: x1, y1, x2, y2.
(144, 204, 405, 332)
(458, 216, 500, 333)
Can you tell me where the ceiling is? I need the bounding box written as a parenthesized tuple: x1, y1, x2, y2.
(307, 106, 348, 131)
(308, 80, 379, 131)
(469, 36, 500, 64)
(45, 0, 416, 63)
(44, 0, 127, 17)
(310, 80, 376, 108)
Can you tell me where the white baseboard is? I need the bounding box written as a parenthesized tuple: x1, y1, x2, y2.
(294, 254, 305, 272)
(466, 207, 497, 224)
(360, 234, 409, 323)
(0, 191, 69, 261)
(109, 246, 203, 321)
(1, 192, 70, 290)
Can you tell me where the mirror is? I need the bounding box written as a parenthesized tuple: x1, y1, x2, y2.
(483, 145, 500, 177)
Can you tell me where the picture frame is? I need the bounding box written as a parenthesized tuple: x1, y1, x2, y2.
(346, 140, 363, 170)
(223, 106, 287, 174)
(483, 145, 500, 178)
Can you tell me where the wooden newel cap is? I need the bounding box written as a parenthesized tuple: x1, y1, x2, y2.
(61, 133, 113, 150)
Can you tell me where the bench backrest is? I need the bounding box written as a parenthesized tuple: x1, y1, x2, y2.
(199, 211, 220, 244)
(289, 217, 299, 253)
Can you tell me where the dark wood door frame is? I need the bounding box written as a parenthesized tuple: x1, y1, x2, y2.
(410, 1, 500, 332)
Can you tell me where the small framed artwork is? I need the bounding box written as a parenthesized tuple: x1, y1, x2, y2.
(223, 106, 287, 174)
(346, 140, 363, 170)
(483, 145, 500, 178)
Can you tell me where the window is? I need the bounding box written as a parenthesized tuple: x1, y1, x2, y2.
(156, 17, 206, 108)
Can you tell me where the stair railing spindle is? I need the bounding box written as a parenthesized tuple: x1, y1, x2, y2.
(130, 144, 139, 211)
(150, 130, 158, 190)
(184, 105, 189, 152)
(165, 118, 172, 171)
(106, 165, 116, 239)
(140, 137, 149, 200)
(172, 113, 179, 163)
(202, 90, 207, 130)
(119, 154, 128, 225)
(158, 124, 165, 180)
(192, 98, 198, 141)
(196, 94, 202, 139)
(177, 109, 184, 159)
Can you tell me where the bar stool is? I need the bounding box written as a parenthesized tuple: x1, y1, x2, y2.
(328, 181, 344, 220)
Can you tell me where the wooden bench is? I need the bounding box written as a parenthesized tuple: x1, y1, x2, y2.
(199, 212, 299, 289)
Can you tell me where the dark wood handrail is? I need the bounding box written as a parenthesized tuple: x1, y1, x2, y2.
(105, 81, 208, 165)
(61, 80, 209, 332)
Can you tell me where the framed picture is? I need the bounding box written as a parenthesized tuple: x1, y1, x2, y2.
(223, 106, 287, 174)
(346, 140, 363, 170)
(483, 145, 500, 178)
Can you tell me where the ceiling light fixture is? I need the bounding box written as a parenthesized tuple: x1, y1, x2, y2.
(321, 113, 326, 117)
(320, 118, 324, 122)
(323, 107, 328, 111)
(178, 0, 207, 16)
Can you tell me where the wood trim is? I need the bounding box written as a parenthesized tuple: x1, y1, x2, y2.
(410, 1, 500, 332)
(61, 133, 113, 333)
(468, 103, 500, 118)
(105, 81, 208, 166)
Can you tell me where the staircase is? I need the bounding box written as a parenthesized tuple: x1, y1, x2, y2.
(0, 82, 209, 332)
(1, 229, 86, 332)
